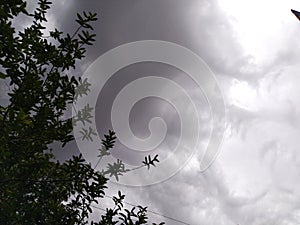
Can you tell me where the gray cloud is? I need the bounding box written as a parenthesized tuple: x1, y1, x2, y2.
(23, 0, 300, 224)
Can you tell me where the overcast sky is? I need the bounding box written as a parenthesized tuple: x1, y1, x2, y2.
(10, 0, 300, 224)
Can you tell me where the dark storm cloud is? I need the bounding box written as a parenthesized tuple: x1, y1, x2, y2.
(52, 1, 198, 60)
(50, 0, 242, 161)
(51, 0, 250, 75)
(46, 1, 251, 224)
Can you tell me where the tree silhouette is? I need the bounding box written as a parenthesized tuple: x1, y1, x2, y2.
(0, 1, 163, 224)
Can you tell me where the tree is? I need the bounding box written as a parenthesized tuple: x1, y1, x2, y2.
(0, 1, 163, 224)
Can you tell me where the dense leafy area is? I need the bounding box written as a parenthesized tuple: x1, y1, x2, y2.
(0, 1, 163, 224)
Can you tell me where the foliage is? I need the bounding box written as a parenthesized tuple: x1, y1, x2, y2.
(94, 191, 164, 225)
(0, 1, 163, 224)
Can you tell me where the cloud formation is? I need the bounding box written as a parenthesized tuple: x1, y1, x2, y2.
(42, 0, 300, 224)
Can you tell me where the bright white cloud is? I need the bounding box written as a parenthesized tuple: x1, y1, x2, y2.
(218, 0, 299, 64)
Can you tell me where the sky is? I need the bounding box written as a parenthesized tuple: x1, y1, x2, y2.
(6, 0, 300, 224)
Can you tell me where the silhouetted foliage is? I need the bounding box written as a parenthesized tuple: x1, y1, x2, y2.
(0, 1, 164, 224)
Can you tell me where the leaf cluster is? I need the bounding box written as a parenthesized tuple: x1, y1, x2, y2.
(0, 1, 108, 224)
(93, 191, 165, 225)
(0, 1, 165, 224)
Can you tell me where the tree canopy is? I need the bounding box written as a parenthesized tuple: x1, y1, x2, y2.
(0, 1, 163, 224)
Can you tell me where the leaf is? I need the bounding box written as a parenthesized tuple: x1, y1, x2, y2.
(142, 154, 159, 170)
(0, 72, 6, 79)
